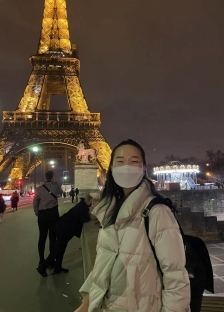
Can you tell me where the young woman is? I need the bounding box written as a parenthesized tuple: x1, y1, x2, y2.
(75, 139, 190, 312)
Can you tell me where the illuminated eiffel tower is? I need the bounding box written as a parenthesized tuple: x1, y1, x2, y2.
(0, 0, 111, 189)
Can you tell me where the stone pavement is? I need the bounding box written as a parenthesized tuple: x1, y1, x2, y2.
(0, 199, 82, 312)
(206, 243, 224, 295)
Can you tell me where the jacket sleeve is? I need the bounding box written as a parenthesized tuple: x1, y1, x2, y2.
(149, 204, 191, 312)
(79, 271, 93, 296)
(33, 190, 40, 216)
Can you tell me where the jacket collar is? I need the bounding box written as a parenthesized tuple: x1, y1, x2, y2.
(92, 180, 155, 228)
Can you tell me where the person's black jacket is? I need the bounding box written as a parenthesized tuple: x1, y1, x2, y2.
(186, 235, 214, 293)
(56, 200, 90, 239)
(70, 189, 75, 196)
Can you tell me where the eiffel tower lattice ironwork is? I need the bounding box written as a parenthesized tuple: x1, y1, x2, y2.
(0, 0, 111, 189)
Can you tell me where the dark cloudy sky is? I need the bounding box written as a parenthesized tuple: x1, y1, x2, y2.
(0, 0, 224, 164)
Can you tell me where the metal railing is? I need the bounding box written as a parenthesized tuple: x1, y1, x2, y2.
(3, 111, 100, 123)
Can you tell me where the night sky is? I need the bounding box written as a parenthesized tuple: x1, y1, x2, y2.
(0, 0, 224, 164)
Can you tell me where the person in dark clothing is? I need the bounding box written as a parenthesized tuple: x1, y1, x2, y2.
(0, 194, 6, 222)
(70, 187, 75, 203)
(11, 192, 19, 212)
(75, 188, 79, 202)
(37, 194, 93, 277)
(33, 171, 63, 266)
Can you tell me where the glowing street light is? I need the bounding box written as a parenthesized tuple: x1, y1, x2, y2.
(33, 146, 39, 153)
(32, 146, 39, 190)
(49, 160, 55, 168)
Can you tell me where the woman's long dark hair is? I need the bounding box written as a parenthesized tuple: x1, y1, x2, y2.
(101, 139, 166, 227)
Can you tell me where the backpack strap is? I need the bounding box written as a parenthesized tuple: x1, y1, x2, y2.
(42, 184, 57, 201)
(142, 197, 166, 218)
(143, 197, 187, 273)
(143, 197, 186, 243)
(143, 197, 166, 273)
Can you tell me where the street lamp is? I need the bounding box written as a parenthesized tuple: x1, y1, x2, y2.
(49, 160, 55, 168)
(63, 176, 68, 192)
(32, 146, 39, 190)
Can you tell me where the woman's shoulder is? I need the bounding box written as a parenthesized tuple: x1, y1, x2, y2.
(148, 201, 178, 233)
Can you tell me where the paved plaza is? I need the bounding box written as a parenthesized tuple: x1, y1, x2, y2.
(0, 199, 224, 312)
(0, 199, 82, 312)
(206, 243, 224, 296)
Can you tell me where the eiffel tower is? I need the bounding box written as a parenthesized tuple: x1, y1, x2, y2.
(0, 0, 111, 189)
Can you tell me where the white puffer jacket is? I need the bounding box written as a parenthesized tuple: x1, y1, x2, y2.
(80, 181, 190, 312)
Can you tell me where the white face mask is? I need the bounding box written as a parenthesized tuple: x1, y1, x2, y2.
(112, 165, 144, 188)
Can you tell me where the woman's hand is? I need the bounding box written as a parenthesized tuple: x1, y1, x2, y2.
(74, 294, 89, 312)
(74, 305, 88, 312)
(74, 307, 88, 312)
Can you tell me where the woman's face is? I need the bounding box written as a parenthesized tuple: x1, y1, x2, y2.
(112, 145, 144, 169)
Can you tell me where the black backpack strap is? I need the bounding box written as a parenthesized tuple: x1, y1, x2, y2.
(142, 197, 166, 218)
(143, 197, 166, 273)
(143, 197, 189, 277)
(42, 184, 57, 200)
(143, 197, 186, 243)
(144, 215, 162, 273)
(175, 218, 186, 246)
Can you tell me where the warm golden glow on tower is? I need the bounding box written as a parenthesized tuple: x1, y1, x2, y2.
(0, 0, 111, 189)
(16, 0, 90, 113)
(38, 0, 72, 55)
(5, 157, 24, 190)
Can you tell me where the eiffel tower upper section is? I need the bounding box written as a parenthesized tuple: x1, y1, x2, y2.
(16, 0, 89, 114)
(38, 0, 72, 56)
(0, 0, 111, 186)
